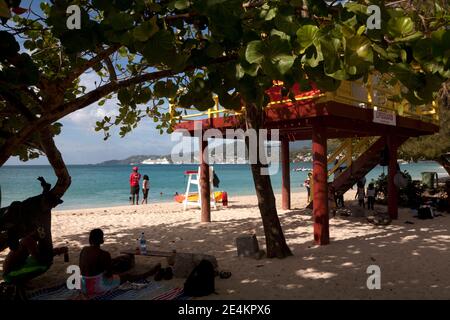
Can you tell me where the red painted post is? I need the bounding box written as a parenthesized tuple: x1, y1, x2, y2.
(281, 137, 291, 210)
(199, 136, 211, 222)
(312, 121, 329, 245)
(387, 136, 398, 220)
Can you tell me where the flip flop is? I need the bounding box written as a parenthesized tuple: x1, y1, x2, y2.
(219, 271, 232, 279)
(153, 268, 165, 281)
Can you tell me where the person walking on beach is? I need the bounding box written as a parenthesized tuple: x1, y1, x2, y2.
(129, 167, 141, 205)
(304, 172, 312, 202)
(355, 185, 365, 208)
(142, 175, 150, 205)
(367, 183, 376, 210)
(357, 176, 366, 189)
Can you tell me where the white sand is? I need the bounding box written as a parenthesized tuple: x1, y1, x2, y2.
(1, 190, 450, 299)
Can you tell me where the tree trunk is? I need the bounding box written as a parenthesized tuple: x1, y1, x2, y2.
(39, 128, 71, 199)
(249, 161, 293, 258)
(0, 127, 70, 256)
(437, 154, 450, 176)
(244, 102, 292, 259)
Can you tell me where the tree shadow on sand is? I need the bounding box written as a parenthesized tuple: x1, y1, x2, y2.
(2, 202, 450, 299)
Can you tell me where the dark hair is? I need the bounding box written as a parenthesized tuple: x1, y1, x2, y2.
(143, 175, 149, 180)
(89, 228, 104, 246)
(368, 183, 374, 189)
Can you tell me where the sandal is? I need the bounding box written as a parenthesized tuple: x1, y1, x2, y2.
(219, 271, 232, 279)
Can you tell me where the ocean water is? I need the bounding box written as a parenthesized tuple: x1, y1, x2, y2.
(0, 162, 447, 210)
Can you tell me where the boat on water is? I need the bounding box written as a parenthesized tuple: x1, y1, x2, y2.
(293, 167, 312, 172)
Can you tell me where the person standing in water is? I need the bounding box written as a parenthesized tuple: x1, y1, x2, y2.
(129, 167, 141, 205)
(142, 175, 150, 204)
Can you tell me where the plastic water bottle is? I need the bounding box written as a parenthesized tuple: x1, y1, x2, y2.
(139, 232, 147, 255)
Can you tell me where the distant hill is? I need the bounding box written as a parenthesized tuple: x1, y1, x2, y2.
(96, 155, 171, 165)
(95, 140, 324, 165)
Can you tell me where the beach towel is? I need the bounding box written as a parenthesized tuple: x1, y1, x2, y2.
(152, 287, 190, 300)
(27, 280, 190, 301)
(81, 273, 121, 296)
(27, 283, 79, 300)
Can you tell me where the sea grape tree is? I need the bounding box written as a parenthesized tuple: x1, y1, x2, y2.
(0, 0, 448, 258)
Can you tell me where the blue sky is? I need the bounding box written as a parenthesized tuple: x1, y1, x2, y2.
(6, 72, 176, 165)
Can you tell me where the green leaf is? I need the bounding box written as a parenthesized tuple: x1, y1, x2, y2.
(260, 5, 277, 21)
(0, 0, 11, 19)
(320, 37, 340, 74)
(174, 0, 190, 10)
(387, 17, 414, 38)
(142, 30, 174, 64)
(346, 35, 373, 63)
(133, 17, 159, 42)
(274, 9, 300, 35)
(118, 46, 128, 57)
(110, 12, 134, 31)
(344, 2, 367, 15)
(296, 25, 319, 53)
(154, 80, 178, 98)
(0, 30, 20, 57)
(301, 45, 323, 68)
(118, 88, 132, 104)
(357, 25, 366, 36)
(245, 40, 265, 64)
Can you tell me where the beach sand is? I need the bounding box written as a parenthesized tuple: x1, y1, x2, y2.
(1, 190, 449, 299)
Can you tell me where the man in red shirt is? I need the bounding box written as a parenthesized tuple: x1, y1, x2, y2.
(129, 167, 141, 205)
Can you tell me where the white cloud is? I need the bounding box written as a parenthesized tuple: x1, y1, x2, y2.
(65, 99, 119, 128)
(64, 72, 120, 128)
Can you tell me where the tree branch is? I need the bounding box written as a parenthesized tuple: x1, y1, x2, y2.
(0, 91, 36, 121)
(39, 128, 71, 200)
(64, 45, 121, 86)
(105, 57, 118, 82)
(0, 54, 238, 167)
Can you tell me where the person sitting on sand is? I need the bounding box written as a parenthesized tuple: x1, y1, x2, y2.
(79, 229, 160, 296)
(2, 230, 68, 284)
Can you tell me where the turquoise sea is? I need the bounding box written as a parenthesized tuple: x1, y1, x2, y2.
(0, 162, 447, 210)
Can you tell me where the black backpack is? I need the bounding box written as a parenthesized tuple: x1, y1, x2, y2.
(183, 259, 215, 297)
(418, 207, 433, 219)
(213, 173, 220, 188)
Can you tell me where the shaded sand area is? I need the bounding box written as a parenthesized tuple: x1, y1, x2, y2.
(1, 191, 449, 299)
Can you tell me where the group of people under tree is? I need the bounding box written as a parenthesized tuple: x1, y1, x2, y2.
(303, 158, 380, 211)
(354, 178, 376, 211)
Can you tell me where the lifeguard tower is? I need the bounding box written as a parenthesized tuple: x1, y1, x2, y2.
(171, 74, 439, 245)
(182, 166, 217, 211)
